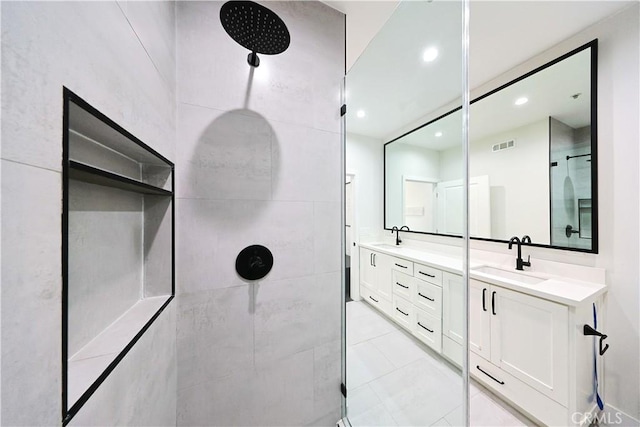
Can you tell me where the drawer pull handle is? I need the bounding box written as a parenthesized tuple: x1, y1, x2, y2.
(419, 271, 436, 278)
(396, 282, 409, 289)
(476, 365, 505, 385)
(417, 322, 433, 333)
(395, 263, 408, 269)
(369, 296, 379, 303)
(396, 307, 409, 316)
(418, 292, 435, 302)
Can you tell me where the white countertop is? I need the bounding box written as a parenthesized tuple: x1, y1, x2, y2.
(359, 242, 607, 307)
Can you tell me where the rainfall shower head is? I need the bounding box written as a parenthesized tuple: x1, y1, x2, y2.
(220, 0, 290, 67)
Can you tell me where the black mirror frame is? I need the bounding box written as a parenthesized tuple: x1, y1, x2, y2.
(383, 39, 598, 254)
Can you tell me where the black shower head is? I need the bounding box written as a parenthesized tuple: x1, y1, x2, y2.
(220, 0, 291, 67)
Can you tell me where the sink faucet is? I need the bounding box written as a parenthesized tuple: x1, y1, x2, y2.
(391, 226, 410, 245)
(508, 236, 531, 271)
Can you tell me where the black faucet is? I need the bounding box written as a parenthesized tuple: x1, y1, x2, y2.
(391, 226, 410, 245)
(508, 236, 531, 271)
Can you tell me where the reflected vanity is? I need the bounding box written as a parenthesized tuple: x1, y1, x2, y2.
(384, 40, 598, 253)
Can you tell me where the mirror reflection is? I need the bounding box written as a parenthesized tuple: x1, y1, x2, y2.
(385, 42, 596, 251)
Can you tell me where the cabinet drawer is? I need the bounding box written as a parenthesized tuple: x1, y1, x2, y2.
(392, 295, 414, 330)
(413, 308, 442, 353)
(470, 352, 567, 427)
(392, 271, 413, 299)
(391, 257, 414, 275)
(361, 285, 391, 316)
(414, 263, 443, 286)
(413, 280, 442, 317)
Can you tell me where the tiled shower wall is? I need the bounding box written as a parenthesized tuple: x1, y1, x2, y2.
(549, 117, 592, 249)
(1, 2, 177, 424)
(175, 2, 344, 425)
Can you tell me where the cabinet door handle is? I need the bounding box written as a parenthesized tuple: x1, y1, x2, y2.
(417, 322, 433, 333)
(395, 263, 408, 269)
(492, 291, 497, 315)
(419, 271, 435, 278)
(482, 288, 487, 312)
(370, 253, 373, 266)
(476, 365, 505, 385)
(373, 254, 376, 267)
(396, 307, 409, 316)
(369, 296, 379, 303)
(396, 282, 409, 289)
(418, 292, 435, 302)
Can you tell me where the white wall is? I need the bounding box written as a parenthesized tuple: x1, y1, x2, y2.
(1, 1, 177, 424)
(175, 2, 344, 425)
(439, 146, 463, 183)
(346, 132, 384, 242)
(470, 119, 550, 243)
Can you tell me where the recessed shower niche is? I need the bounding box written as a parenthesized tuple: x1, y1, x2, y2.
(62, 88, 174, 423)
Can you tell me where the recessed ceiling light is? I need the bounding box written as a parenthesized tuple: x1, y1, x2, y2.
(514, 97, 528, 106)
(423, 47, 439, 62)
(356, 110, 366, 118)
(435, 131, 443, 137)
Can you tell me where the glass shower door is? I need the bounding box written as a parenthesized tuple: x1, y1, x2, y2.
(342, 1, 468, 425)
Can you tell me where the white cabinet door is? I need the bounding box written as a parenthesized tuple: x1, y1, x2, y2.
(442, 272, 464, 345)
(359, 248, 376, 290)
(490, 286, 569, 406)
(469, 279, 491, 360)
(375, 252, 393, 301)
(359, 249, 393, 301)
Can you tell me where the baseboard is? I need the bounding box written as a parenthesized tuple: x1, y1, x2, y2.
(603, 404, 640, 426)
(576, 403, 600, 427)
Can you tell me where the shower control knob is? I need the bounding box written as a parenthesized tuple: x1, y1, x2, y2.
(236, 245, 273, 280)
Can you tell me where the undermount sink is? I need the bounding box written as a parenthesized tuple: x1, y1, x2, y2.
(371, 243, 400, 250)
(472, 266, 546, 285)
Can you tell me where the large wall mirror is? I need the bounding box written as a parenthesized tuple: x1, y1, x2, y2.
(384, 40, 597, 252)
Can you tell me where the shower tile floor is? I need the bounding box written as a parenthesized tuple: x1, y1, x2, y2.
(346, 300, 534, 427)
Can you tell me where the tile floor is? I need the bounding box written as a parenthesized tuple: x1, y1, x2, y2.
(346, 300, 535, 427)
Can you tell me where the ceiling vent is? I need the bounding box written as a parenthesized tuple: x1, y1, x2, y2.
(492, 139, 515, 152)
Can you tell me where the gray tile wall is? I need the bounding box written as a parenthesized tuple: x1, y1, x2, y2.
(175, 1, 344, 425)
(1, 1, 177, 424)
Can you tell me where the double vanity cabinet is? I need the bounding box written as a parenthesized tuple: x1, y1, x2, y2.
(360, 247, 444, 352)
(358, 243, 607, 427)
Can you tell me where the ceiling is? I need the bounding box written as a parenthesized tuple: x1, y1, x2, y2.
(343, 0, 633, 141)
(398, 46, 592, 152)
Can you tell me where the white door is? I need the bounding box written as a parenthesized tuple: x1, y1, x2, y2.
(436, 180, 463, 235)
(442, 272, 464, 344)
(490, 286, 569, 406)
(436, 176, 491, 236)
(469, 279, 491, 360)
(469, 175, 491, 237)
